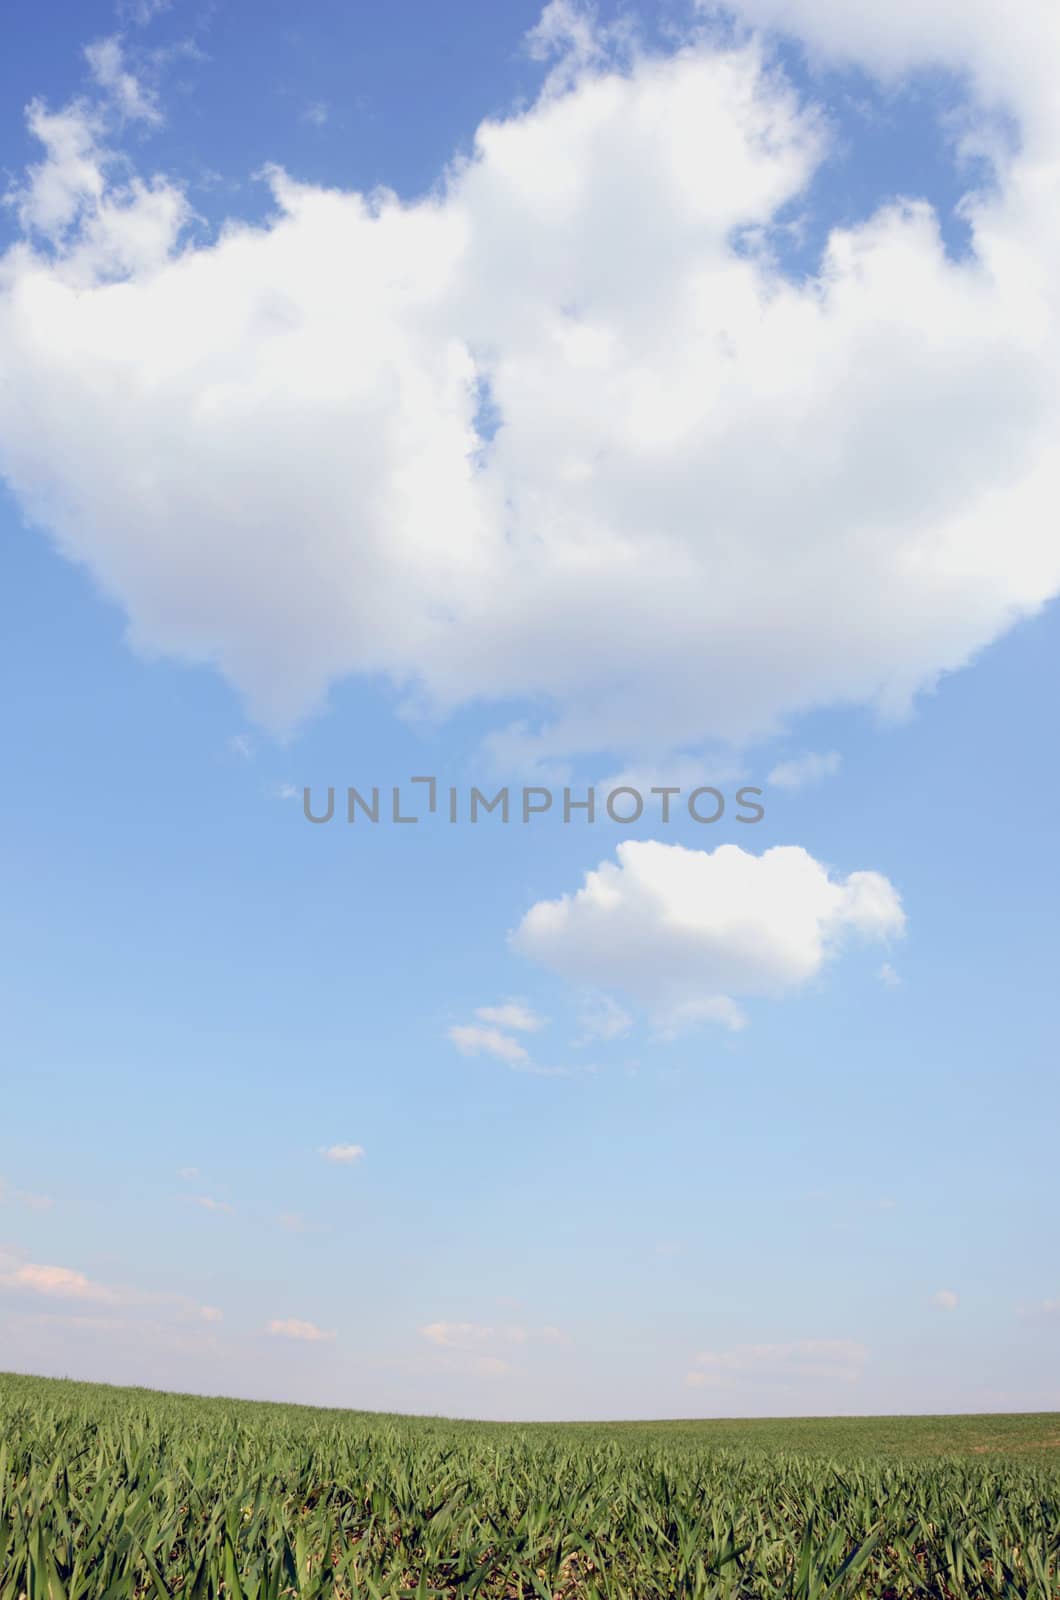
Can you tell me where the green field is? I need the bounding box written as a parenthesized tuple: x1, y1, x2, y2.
(2, 1372, 1058, 1598)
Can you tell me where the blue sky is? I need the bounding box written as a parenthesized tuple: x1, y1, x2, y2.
(1, 0, 1058, 1420)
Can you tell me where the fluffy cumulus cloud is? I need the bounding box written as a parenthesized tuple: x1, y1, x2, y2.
(512, 841, 903, 1030)
(704, 0, 1060, 150)
(1, 4, 1059, 760)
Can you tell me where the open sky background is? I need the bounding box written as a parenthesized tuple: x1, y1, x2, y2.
(1, 0, 1059, 1420)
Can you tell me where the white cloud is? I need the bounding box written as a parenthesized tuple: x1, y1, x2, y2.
(768, 751, 841, 790)
(448, 1024, 530, 1065)
(878, 961, 901, 987)
(524, 0, 634, 90)
(687, 1338, 868, 1389)
(12, 100, 107, 238)
(228, 733, 254, 760)
(188, 1195, 234, 1214)
(931, 1289, 959, 1310)
(449, 1003, 561, 1070)
(2, 13, 1059, 760)
(267, 1317, 336, 1342)
(302, 101, 330, 128)
(598, 756, 750, 805)
(84, 37, 162, 126)
(704, 0, 1060, 153)
(0, 1259, 120, 1304)
(0, 1246, 218, 1321)
(320, 1143, 365, 1164)
(176, 1166, 199, 1180)
(474, 1001, 545, 1032)
(512, 840, 904, 1030)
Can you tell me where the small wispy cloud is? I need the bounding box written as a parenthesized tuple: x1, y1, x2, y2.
(417, 1313, 567, 1379)
(931, 1289, 959, 1311)
(0, 1246, 218, 1322)
(473, 1001, 545, 1033)
(84, 36, 162, 125)
(301, 101, 329, 128)
(176, 1166, 199, 1181)
(420, 1321, 495, 1348)
(188, 1195, 234, 1215)
(767, 751, 842, 790)
(320, 1143, 365, 1165)
(420, 1320, 564, 1349)
(0, 1259, 120, 1304)
(448, 1023, 529, 1066)
(277, 1211, 312, 1234)
(267, 1317, 335, 1342)
(878, 962, 901, 988)
(117, 0, 173, 24)
(228, 733, 254, 761)
(577, 992, 632, 1043)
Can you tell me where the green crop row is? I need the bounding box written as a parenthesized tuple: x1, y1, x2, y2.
(1, 1373, 1058, 1599)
